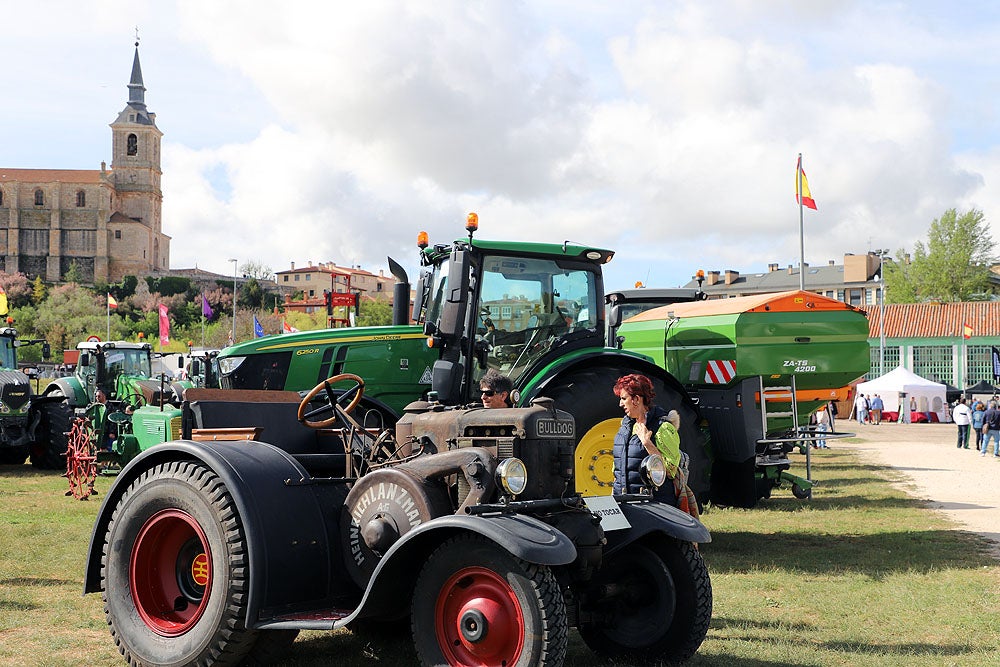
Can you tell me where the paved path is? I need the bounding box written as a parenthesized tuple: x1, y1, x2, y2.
(842, 420, 1000, 558)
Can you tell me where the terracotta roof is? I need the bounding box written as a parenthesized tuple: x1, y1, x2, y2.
(0, 168, 104, 184)
(861, 302, 1000, 338)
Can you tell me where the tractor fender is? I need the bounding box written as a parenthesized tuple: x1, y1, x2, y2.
(326, 512, 579, 627)
(42, 377, 87, 407)
(83, 439, 347, 629)
(602, 500, 711, 555)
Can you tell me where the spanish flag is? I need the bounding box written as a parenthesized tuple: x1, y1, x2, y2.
(107, 294, 118, 309)
(796, 156, 817, 210)
(963, 323, 973, 340)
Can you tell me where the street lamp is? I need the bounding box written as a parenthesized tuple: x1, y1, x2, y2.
(229, 258, 238, 344)
(874, 249, 891, 377)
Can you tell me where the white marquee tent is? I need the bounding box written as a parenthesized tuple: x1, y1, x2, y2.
(856, 366, 947, 421)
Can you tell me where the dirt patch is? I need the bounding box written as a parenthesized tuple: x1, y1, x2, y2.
(839, 420, 1000, 558)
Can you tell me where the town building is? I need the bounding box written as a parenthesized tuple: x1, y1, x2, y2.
(682, 252, 889, 307)
(0, 42, 170, 284)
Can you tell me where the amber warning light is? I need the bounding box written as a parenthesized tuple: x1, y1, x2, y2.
(417, 231, 429, 249)
(466, 212, 479, 234)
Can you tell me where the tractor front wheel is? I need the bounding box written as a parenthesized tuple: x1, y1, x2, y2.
(30, 401, 73, 469)
(579, 539, 712, 663)
(100, 460, 258, 666)
(411, 534, 568, 667)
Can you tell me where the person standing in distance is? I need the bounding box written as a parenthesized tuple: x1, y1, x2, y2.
(953, 397, 972, 449)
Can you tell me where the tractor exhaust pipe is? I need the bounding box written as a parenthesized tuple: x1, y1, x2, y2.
(388, 256, 410, 326)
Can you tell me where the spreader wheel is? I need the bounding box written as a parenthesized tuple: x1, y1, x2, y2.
(65, 418, 98, 500)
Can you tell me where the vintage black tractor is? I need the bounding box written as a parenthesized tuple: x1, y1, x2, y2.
(83, 373, 712, 666)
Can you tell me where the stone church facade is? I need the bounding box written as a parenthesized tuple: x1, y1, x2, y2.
(0, 43, 170, 284)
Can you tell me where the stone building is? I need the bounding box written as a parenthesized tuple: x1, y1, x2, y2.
(0, 42, 170, 284)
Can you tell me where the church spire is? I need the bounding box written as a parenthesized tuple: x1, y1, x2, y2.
(127, 38, 146, 110)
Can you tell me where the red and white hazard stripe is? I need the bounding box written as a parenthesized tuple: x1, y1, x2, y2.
(705, 359, 736, 384)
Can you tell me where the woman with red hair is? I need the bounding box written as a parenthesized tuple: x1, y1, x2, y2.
(612, 373, 698, 517)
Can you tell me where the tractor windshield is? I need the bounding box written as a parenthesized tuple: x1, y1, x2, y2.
(105, 349, 152, 379)
(0, 337, 16, 370)
(478, 255, 599, 382)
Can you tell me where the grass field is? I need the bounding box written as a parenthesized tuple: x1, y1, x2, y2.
(2, 446, 999, 666)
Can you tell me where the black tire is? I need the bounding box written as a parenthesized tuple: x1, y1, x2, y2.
(792, 483, 812, 500)
(0, 444, 29, 465)
(579, 540, 712, 663)
(541, 366, 709, 500)
(100, 460, 258, 666)
(411, 534, 568, 667)
(241, 629, 299, 666)
(30, 401, 73, 469)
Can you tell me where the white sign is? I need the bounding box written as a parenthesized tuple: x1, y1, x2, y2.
(583, 495, 631, 532)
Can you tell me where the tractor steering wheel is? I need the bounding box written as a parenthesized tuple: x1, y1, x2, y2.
(298, 373, 366, 429)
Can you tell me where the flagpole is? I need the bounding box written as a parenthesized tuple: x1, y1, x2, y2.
(797, 153, 805, 291)
(106, 295, 110, 340)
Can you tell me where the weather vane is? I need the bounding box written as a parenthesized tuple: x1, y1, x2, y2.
(134, 26, 140, 47)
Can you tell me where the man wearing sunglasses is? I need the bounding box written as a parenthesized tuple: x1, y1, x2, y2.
(479, 368, 513, 408)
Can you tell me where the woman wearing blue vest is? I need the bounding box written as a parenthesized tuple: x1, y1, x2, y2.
(611, 373, 684, 505)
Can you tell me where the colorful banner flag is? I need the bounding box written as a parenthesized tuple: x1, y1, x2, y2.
(158, 304, 170, 346)
(107, 293, 118, 309)
(0, 285, 8, 316)
(963, 323, 973, 340)
(282, 319, 299, 334)
(992, 346, 1000, 382)
(796, 156, 817, 210)
(253, 315, 265, 338)
(201, 294, 213, 318)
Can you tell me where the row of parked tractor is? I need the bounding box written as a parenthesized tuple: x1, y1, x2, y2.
(2, 216, 870, 666)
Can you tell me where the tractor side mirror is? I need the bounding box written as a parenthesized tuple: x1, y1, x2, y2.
(79, 352, 91, 368)
(42, 343, 51, 360)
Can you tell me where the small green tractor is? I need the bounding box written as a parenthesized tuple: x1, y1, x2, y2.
(38, 341, 188, 498)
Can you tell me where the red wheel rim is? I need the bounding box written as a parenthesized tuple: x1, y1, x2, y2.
(65, 419, 97, 500)
(130, 509, 212, 636)
(434, 566, 524, 666)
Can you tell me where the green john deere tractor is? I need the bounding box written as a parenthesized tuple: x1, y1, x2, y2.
(38, 341, 188, 497)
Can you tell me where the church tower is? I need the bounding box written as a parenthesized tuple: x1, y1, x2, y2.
(109, 40, 166, 275)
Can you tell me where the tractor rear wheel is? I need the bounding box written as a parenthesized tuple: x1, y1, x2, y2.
(411, 534, 568, 667)
(100, 460, 258, 666)
(579, 539, 712, 663)
(30, 401, 73, 469)
(540, 366, 708, 500)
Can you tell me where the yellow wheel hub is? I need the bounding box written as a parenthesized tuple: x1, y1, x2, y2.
(574, 418, 620, 496)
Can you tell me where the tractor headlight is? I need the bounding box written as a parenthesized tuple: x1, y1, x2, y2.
(217, 356, 245, 376)
(496, 457, 528, 496)
(641, 454, 668, 489)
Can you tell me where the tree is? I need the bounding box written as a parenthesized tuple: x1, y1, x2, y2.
(240, 260, 274, 282)
(0, 272, 32, 309)
(885, 208, 996, 303)
(31, 276, 47, 304)
(63, 261, 84, 284)
(356, 298, 392, 327)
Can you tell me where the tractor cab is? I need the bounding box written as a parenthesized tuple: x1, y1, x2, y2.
(414, 217, 614, 405)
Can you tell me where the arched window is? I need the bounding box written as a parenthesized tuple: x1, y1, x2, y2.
(127, 134, 138, 156)
(76, 190, 86, 207)
(34, 189, 44, 206)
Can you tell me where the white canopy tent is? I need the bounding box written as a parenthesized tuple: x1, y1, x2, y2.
(856, 366, 947, 421)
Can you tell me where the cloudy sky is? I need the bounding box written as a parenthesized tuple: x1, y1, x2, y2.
(3, 0, 1000, 290)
